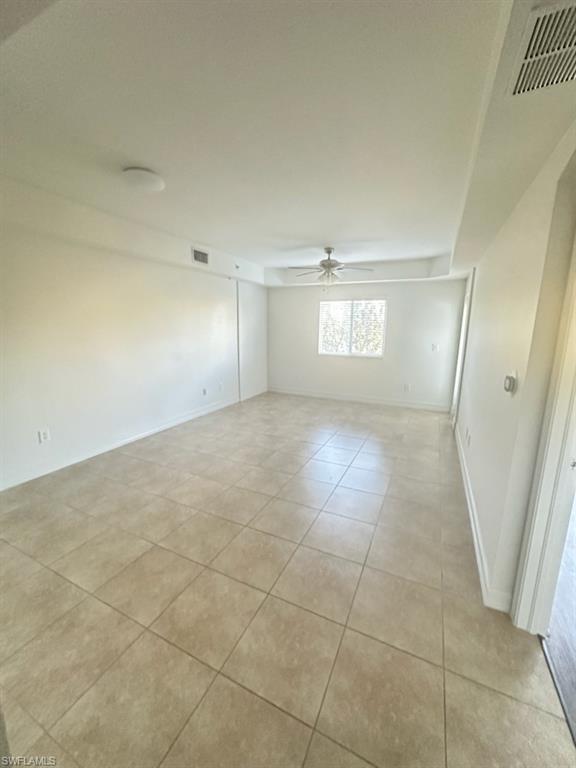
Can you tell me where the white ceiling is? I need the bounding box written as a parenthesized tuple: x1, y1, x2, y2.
(0, 0, 503, 267)
(453, 0, 576, 267)
(0, 0, 58, 42)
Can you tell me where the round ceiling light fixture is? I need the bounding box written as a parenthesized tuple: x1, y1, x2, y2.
(122, 166, 166, 192)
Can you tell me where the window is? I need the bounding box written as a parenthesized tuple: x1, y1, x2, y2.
(318, 299, 386, 357)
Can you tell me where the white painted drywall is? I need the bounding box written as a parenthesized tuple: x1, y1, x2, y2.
(0, 177, 266, 284)
(238, 281, 268, 400)
(456, 123, 576, 612)
(267, 280, 465, 410)
(0, 179, 267, 489)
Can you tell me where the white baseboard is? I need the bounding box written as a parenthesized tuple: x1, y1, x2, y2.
(1, 396, 239, 491)
(101, 394, 240, 450)
(268, 386, 450, 413)
(455, 426, 512, 612)
(240, 387, 268, 402)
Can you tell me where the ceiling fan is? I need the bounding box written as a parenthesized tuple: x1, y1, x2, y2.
(289, 246, 374, 283)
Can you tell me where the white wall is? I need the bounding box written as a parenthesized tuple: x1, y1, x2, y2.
(238, 281, 268, 400)
(456, 123, 576, 612)
(268, 280, 465, 410)
(0, 179, 267, 489)
(0, 177, 266, 285)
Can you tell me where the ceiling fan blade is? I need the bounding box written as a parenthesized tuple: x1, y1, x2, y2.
(288, 265, 320, 270)
(340, 266, 375, 272)
(296, 270, 324, 277)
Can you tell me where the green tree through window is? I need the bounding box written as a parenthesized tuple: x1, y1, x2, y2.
(318, 300, 386, 357)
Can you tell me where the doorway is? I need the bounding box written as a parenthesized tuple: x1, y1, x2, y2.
(512, 225, 576, 732)
(544, 488, 576, 739)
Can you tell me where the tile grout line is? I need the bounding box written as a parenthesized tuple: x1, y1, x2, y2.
(133, 428, 355, 762)
(213, 499, 352, 768)
(239, 509, 353, 768)
(5, 463, 446, 599)
(152, 671, 220, 768)
(3, 399, 565, 768)
(13, 598, 562, 745)
(300, 491, 379, 767)
(44, 623, 147, 746)
(140, 443, 388, 764)
(4, 516, 559, 726)
(3, 454, 359, 666)
(143, 574, 569, 729)
(24, 542, 229, 762)
(441, 667, 569, 721)
(143, 562, 448, 672)
(0, 589, 93, 672)
(0, 541, 212, 731)
(309, 728, 382, 768)
(152, 510, 313, 768)
(5, 483, 547, 714)
(0, 687, 78, 767)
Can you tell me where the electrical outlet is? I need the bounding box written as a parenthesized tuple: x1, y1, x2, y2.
(37, 428, 51, 444)
(403, 383, 411, 393)
(431, 343, 440, 352)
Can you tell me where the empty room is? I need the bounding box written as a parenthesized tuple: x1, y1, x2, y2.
(1, 0, 575, 766)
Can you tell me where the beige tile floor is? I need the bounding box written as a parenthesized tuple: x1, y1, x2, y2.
(0, 393, 573, 767)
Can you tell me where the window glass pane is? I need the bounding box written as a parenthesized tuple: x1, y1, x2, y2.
(351, 300, 386, 356)
(318, 301, 352, 355)
(318, 299, 386, 357)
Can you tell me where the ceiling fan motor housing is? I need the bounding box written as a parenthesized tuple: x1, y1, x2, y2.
(320, 258, 343, 270)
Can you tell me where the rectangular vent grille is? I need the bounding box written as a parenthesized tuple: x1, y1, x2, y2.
(192, 249, 209, 264)
(512, 3, 576, 95)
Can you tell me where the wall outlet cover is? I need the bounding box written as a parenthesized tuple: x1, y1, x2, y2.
(37, 428, 51, 444)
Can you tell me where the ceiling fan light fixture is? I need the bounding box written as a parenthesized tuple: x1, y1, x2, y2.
(319, 269, 341, 284)
(288, 246, 375, 281)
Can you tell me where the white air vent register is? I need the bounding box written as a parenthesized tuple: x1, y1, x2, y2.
(192, 249, 209, 265)
(511, 2, 576, 95)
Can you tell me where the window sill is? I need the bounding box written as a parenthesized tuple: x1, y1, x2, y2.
(318, 352, 384, 359)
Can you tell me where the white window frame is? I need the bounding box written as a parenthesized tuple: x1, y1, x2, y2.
(317, 299, 387, 358)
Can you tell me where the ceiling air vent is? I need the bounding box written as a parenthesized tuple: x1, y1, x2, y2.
(512, 2, 576, 95)
(192, 249, 209, 265)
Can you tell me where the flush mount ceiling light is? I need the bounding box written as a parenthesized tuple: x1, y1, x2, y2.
(122, 167, 166, 192)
